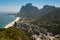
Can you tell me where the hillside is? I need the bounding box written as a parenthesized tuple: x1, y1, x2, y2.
(15, 3, 60, 40)
(42, 8, 60, 20)
(37, 5, 56, 17)
(17, 3, 38, 18)
(16, 3, 59, 19)
(0, 27, 32, 40)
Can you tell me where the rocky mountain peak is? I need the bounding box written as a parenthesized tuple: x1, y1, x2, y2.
(25, 3, 32, 7)
(43, 5, 56, 9)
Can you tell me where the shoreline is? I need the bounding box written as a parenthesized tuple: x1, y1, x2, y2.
(5, 17, 20, 28)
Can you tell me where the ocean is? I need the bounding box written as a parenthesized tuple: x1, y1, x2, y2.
(0, 13, 15, 28)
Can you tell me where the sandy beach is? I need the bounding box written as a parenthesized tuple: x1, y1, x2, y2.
(5, 17, 20, 28)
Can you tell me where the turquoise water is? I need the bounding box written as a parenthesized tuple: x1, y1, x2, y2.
(0, 13, 15, 28)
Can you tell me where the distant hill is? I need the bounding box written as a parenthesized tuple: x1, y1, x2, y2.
(37, 5, 56, 17)
(42, 8, 60, 20)
(16, 3, 60, 19)
(17, 3, 39, 18)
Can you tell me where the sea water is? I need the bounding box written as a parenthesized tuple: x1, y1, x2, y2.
(0, 13, 15, 28)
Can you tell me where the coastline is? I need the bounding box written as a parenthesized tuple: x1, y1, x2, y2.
(5, 17, 20, 28)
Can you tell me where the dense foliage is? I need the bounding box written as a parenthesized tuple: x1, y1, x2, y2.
(0, 27, 32, 40)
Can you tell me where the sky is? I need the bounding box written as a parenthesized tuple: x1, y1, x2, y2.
(0, 0, 60, 13)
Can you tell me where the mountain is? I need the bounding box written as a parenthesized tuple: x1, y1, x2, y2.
(15, 3, 60, 38)
(42, 8, 60, 20)
(17, 3, 39, 18)
(16, 3, 60, 19)
(37, 5, 56, 17)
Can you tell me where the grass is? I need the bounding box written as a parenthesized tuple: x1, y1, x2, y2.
(0, 27, 32, 40)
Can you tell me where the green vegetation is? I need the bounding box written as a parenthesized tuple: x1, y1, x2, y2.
(0, 27, 32, 40)
(30, 19, 60, 35)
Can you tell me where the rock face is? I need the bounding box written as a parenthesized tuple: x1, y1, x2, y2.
(17, 3, 60, 19)
(18, 3, 39, 18)
(38, 5, 56, 16)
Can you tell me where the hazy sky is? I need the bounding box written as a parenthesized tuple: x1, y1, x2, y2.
(0, 0, 60, 13)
